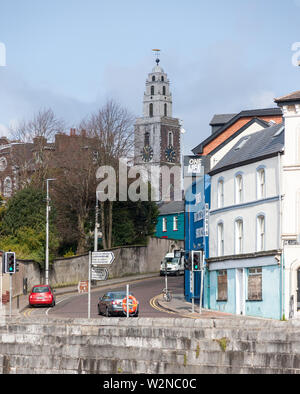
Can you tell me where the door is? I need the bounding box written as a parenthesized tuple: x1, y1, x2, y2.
(236, 268, 245, 315)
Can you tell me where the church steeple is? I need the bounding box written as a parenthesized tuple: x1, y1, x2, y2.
(143, 54, 173, 118)
(134, 53, 181, 201)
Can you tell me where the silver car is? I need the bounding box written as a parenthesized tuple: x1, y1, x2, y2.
(97, 291, 139, 317)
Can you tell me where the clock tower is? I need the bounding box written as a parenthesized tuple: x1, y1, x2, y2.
(134, 54, 181, 201)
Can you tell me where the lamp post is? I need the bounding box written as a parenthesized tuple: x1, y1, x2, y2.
(45, 178, 56, 285)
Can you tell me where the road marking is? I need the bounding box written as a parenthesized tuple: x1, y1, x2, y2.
(149, 294, 177, 315)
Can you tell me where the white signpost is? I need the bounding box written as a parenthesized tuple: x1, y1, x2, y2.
(88, 251, 115, 319)
(91, 267, 109, 281)
(91, 251, 115, 265)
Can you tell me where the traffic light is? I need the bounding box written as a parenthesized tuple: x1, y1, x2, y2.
(5, 252, 16, 274)
(192, 251, 202, 272)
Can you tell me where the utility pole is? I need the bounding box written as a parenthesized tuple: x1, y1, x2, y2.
(45, 178, 56, 285)
(94, 198, 99, 252)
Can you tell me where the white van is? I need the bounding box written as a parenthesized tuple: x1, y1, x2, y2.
(160, 252, 184, 276)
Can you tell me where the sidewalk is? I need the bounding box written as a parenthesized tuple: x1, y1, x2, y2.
(157, 292, 244, 320)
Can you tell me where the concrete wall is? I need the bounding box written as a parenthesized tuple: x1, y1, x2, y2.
(1, 316, 300, 374)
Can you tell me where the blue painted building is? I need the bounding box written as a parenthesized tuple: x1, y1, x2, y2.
(184, 156, 211, 304)
(155, 201, 184, 241)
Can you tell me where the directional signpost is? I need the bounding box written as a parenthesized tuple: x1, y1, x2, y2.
(91, 267, 109, 281)
(91, 251, 115, 265)
(88, 251, 115, 319)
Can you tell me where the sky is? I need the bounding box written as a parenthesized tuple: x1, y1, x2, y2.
(0, 0, 300, 154)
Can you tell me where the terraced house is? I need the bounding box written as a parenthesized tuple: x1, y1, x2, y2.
(205, 89, 300, 321)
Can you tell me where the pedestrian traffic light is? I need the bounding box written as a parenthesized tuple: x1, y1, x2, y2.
(5, 252, 16, 274)
(192, 251, 202, 272)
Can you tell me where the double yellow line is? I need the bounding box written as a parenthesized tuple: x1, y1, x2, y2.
(149, 294, 177, 315)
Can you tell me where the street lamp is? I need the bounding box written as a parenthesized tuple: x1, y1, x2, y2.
(45, 178, 56, 285)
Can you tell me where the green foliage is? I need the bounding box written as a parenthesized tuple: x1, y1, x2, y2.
(2, 187, 47, 235)
(0, 187, 59, 264)
(112, 199, 159, 247)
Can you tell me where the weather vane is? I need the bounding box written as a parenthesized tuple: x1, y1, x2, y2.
(152, 49, 161, 65)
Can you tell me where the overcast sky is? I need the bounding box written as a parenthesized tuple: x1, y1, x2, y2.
(0, 0, 300, 154)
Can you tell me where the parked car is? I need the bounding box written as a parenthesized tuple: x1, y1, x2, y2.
(29, 285, 56, 307)
(97, 291, 139, 317)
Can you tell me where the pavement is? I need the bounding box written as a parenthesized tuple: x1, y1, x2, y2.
(0, 272, 240, 320)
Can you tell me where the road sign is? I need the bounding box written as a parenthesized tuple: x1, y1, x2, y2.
(78, 281, 88, 294)
(91, 251, 115, 265)
(91, 267, 108, 281)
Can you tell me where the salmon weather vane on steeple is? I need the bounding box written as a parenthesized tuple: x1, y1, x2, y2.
(152, 49, 161, 65)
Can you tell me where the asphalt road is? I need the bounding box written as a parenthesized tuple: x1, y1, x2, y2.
(23, 275, 185, 319)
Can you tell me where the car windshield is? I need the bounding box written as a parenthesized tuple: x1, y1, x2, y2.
(111, 292, 127, 299)
(163, 257, 180, 265)
(32, 286, 50, 293)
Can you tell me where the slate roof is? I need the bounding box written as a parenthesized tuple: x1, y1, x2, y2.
(209, 122, 284, 176)
(192, 107, 282, 155)
(275, 90, 300, 104)
(210, 113, 236, 126)
(158, 200, 185, 215)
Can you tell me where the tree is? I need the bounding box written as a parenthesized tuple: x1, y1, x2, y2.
(51, 132, 98, 255)
(0, 187, 59, 264)
(9, 108, 66, 189)
(82, 100, 135, 249)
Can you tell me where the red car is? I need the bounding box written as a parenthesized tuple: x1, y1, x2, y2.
(29, 285, 56, 307)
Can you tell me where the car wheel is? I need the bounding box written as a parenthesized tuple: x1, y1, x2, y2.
(98, 305, 102, 315)
(105, 307, 110, 317)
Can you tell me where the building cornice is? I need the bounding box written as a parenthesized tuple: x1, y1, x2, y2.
(206, 249, 282, 264)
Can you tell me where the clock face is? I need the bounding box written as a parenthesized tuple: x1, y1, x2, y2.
(165, 145, 176, 163)
(142, 145, 154, 162)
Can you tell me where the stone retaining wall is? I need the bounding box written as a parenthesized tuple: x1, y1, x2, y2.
(1, 316, 300, 374)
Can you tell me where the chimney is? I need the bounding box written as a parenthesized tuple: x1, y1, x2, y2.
(70, 128, 76, 136)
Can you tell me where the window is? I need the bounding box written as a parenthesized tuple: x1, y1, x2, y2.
(164, 103, 167, 117)
(248, 267, 262, 301)
(257, 168, 265, 199)
(217, 222, 224, 256)
(144, 132, 150, 146)
(217, 270, 228, 301)
(149, 103, 153, 117)
(151, 85, 154, 96)
(235, 219, 243, 254)
(217, 179, 224, 208)
(235, 174, 243, 204)
(161, 76, 164, 82)
(152, 75, 155, 82)
(173, 216, 178, 231)
(257, 215, 265, 251)
(162, 217, 167, 232)
(162, 86, 166, 95)
(168, 131, 173, 146)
